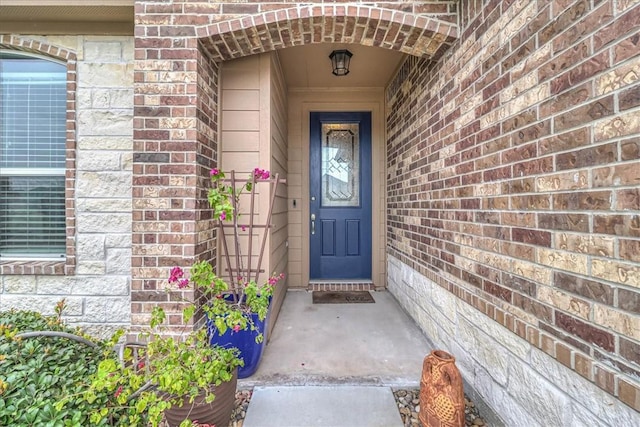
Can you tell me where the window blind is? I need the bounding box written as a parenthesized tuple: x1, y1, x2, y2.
(0, 52, 67, 258)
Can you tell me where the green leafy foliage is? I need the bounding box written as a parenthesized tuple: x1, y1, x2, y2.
(169, 168, 282, 351)
(207, 169, 234, 222)
(85, 316, 242, 427)
(188, 260, 274, 343)
(0, 308, 139, 426)
(59, 168, 279, 426)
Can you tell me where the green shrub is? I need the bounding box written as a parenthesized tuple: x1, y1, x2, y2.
(0, 306, 140, 426)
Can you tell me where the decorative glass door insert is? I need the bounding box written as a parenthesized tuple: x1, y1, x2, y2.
(321, 123, 360, 207)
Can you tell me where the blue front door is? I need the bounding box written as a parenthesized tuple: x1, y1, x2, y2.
(310, 112, 372, 280)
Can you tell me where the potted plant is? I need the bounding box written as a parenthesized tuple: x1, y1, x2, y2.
(1, 300, 218, 426)
(81, 167, 283, 425)
(79, 167, 282, 426)
(170, 167, 285, 378)
(83, 305, 243, 427)
(169, 263, 282, 379)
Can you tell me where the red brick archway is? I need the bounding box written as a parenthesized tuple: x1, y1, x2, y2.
(198, 5, 458, 61)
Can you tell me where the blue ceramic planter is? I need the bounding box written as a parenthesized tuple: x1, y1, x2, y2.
(207, 300, 271, 379)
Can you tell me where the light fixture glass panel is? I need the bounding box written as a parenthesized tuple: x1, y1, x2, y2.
(329, 50, 352, 76)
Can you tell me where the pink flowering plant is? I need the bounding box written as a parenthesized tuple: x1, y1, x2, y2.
(168, 263, 282, 343)
(81, 167, 283, 427)
(169, 167, 282, 344)
(207, 167, 269, 225)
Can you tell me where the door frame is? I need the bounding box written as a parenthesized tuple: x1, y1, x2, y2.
(295, 96, 385, 289)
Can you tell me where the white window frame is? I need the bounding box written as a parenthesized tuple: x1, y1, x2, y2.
(0, 50, 68, 261)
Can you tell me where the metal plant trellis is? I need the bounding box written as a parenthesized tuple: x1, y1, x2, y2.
(216, 170, 284, 296)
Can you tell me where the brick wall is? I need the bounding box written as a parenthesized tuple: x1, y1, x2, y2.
(195, 41, 219, 267)
(132, 0, 458, 330)
(0, 35, 134, 337)
(386, 0, 640, 422)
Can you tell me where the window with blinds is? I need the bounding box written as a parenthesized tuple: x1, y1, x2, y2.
(0, 52, 67, 258)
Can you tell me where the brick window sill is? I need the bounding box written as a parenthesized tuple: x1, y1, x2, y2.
(0, 260, 67, 275)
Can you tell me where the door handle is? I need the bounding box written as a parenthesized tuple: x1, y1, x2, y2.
(311, 214, 316, 235)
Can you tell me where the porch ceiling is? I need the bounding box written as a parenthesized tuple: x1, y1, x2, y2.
(277, 44, 406, 89)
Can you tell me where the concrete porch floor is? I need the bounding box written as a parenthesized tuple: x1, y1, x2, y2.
(239, 289, 434, 388)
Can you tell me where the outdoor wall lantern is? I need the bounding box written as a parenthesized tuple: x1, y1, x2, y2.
(329, 49, 353, 76)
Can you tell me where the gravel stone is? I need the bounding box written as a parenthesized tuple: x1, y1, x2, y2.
(393, 388, 487, 427)
(230, 389, 252, 427)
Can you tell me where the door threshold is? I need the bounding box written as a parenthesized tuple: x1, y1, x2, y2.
(308, 280, 375, 292)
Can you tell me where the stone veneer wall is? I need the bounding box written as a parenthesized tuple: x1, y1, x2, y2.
(0, 36, 134, 336)
(386, 1, 640, 424)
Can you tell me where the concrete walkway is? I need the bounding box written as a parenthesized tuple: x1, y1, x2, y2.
(239, 290, 432, 426)
(243, 386, 403, 427)
(240, 290, 433, 388)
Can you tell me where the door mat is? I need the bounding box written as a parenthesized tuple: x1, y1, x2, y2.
(312, 291, 375, 304)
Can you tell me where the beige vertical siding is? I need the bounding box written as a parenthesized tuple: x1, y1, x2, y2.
(219, 53, 288, 338)
(219, 55, 268, 284)
(268, 52, 289, 336)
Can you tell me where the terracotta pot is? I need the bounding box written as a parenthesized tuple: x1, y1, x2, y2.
(419, 350, 464, 427)
(164, 368, 238, 427)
